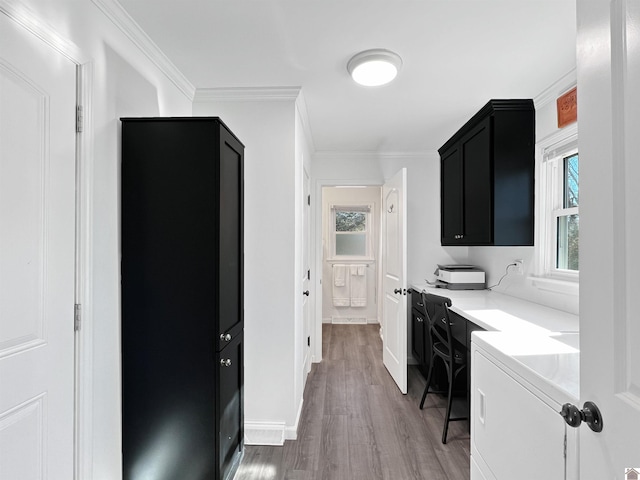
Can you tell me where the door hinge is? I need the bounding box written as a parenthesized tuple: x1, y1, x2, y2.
(307, 269, 311, 280)
(74, 303, 82, 331)
(76, 105, 84, 133)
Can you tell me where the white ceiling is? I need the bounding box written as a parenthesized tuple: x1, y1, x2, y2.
(118, 0, 577, 153)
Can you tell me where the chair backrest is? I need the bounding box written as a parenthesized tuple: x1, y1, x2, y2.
(421, 292, 454, 351)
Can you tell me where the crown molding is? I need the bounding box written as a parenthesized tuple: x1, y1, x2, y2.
(533, 68, 577, 110)
(0, 0, 86, 64)
(313, 150, 434, 162)
(91, 0, 195, 100)
(194, 86, 302, 102)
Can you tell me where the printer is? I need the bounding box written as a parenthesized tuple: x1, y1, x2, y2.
(435, 264, 486, 290)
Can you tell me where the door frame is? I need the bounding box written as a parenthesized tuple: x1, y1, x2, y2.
(311, 177, 383, 364)
(0, 3, 94, 479)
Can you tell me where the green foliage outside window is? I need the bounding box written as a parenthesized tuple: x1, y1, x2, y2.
(336, 211, 366, 232)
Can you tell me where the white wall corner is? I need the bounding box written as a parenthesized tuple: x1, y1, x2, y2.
(295, 89, 316, 154)
(244, 421, 286, 446)
(90, 0, 195, 100)
(284, 398, 304, 441)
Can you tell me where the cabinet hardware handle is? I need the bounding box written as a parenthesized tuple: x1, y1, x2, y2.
(220, 359, 232, 367)
(303, 290, 310, 296)
(560, 401, 603, 432)
(417, 317, 423, 323)
(220, 333, 232, 342)
(441, 318, 454, 326)
(417, 302, 424, 307)
(394, 288, 402, 294)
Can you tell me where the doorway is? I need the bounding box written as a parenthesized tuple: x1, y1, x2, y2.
(320, 185, 382, 332)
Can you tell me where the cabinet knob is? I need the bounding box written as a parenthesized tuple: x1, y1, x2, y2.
(417, 317, 423, 323)
(220, 359, 232, 367)
(220, 333, 232, 342)
(303, 290, 310, 296)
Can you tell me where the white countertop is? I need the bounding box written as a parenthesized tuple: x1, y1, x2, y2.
(411, 283, 580, 403)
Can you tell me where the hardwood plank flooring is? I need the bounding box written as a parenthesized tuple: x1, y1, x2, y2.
(235, 324, 470, 480)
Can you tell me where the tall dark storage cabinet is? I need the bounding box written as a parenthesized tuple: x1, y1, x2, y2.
(121, 118, 244, 480)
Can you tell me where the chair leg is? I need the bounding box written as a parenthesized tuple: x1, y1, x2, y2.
(419, 357, 436, 410)
(442, 361, 454, 444)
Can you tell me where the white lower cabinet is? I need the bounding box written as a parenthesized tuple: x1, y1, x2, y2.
(470, 346, 571, 480)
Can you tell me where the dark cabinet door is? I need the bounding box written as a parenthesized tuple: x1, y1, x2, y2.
(217, 126, 244, 348)
(460, 118, 492, 244)
(218, 334, 243, 480)
(411, 310, 425, 365)
(440, 145, 463, 244)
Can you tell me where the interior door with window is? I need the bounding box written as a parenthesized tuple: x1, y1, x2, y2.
(382, 169, 407, 394)
(0, 12, 77, 480)
(577, 1, 640, 476)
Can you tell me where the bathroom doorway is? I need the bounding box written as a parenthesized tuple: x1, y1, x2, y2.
(321, 186, 382, 328)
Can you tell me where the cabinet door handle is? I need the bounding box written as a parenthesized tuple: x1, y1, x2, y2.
(303, 290, 310, 296)
(220, 333, 232, 342)
(441, 318, 454, 326)
(394, 288, 402, 294)
(417, 302, 424, 307)
(220, 359, 232, 367)
(417, 316, 423, 323)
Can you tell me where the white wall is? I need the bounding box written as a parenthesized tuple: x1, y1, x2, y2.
(466, 72, 579, 315)
(5, 1, 193, 479)
(321, 186, 381, 324)
(193, 93, 305, 444)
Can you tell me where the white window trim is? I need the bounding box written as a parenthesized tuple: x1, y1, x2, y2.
(529, 124, 579, 295)
(328, 204, 375, 262)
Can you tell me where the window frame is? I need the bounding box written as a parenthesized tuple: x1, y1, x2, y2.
(328, 204, 374, 261)
(539, 128, 579, 283)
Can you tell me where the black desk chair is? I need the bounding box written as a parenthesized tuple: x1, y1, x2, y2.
(419, 292, 467, 444)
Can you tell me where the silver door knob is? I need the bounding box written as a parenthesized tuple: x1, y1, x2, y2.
(220, 333, 232, 342)
(220, 359, 232, 367)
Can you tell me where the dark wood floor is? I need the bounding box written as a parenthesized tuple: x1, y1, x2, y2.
(235, 324, 470, 480)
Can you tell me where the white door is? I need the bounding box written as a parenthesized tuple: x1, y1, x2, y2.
(382, 169, 407, 394)
(577, 1, 640, 477)
(302, 166, 311, 373)
(0, 12, 77, 480)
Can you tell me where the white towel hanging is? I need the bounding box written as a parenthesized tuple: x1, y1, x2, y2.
(350, 265, 367, 307)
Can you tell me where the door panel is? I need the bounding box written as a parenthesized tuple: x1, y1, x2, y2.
(218, 334, 243, 480)
(0, 12, 76, 480)
(577, 1, 640, 476)
(218, 130, 244, 339)
(382, 169, 407, 394)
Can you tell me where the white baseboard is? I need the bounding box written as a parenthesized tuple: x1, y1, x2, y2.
(244, 422, 285, 446)
(244, 398, 303, 446)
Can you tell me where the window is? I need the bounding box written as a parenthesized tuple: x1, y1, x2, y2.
(541, 135, 579, 280)
(556, 153, 579, 271)
(330, 205, 372, 259)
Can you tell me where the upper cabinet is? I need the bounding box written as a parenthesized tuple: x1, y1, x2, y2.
(439, 100, 535, 246)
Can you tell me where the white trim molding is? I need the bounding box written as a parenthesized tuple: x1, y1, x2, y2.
(91, 0, 195, 100)
(194, 86, 302, 102)
(0, 0, 87, 63)
(533, 68, 577, 110)
(244, 422, 286, 446)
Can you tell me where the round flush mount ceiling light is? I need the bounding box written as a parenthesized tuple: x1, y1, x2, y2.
(347, 49, 403, 87)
